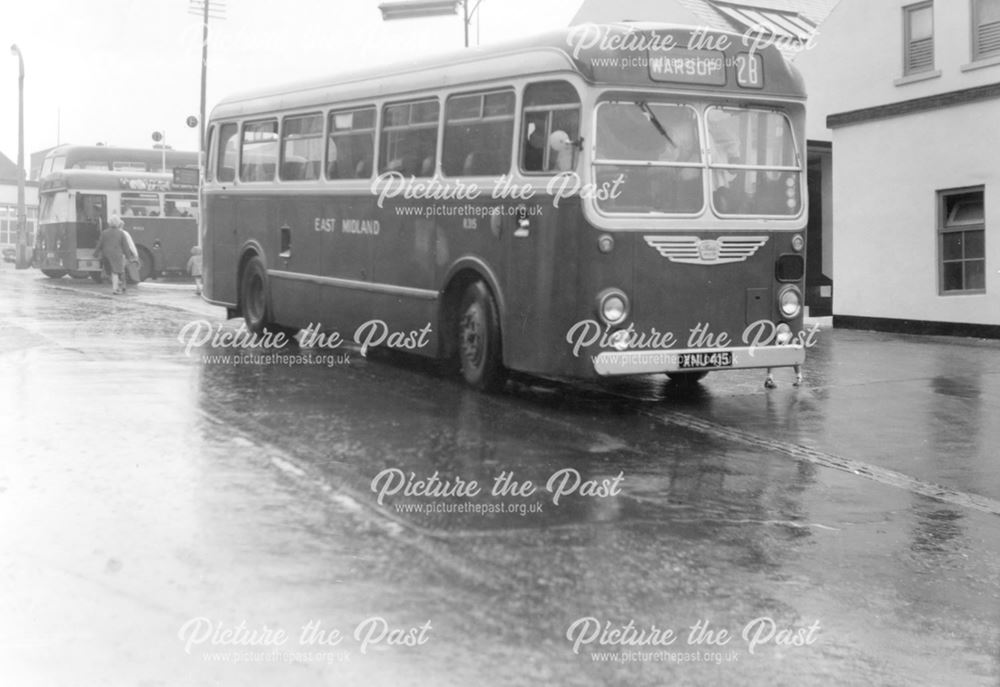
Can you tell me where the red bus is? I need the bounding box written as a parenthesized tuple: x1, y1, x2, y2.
(203, 23, 809, 391)
(36, 169, 199, 282)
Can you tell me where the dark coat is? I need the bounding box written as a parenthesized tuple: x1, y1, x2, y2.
(93, 226, 134, 273)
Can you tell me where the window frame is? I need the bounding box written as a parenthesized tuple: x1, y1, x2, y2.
(215, 122, 239, 183)
(326, 105, 378, 181)
(938, 186, 987, 295)
(972, 0, 1000, 61)
(519, 80, 582, 176)
(903, 1, 935, 76)
(378, 98, 441, 178)
(238, 118, 279, 183)
(279, 111, 325, 182)
(441, 88, 516, 178)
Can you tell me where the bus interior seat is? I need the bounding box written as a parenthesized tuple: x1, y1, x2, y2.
(355, 159, 371, 178)
(420, 156, 435, 176)
(281, 161, 305, 180)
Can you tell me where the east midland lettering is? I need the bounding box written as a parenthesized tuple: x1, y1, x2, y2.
(314, 217, 381, 235)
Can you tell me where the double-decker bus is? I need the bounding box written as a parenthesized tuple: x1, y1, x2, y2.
(36, 169, 199, 282)
(203, 23, 809, 391)
(38, 144, 198, 178)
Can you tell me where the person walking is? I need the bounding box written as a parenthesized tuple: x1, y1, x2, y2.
(93, 214, 134, 295)
(187, 245, 203, 295)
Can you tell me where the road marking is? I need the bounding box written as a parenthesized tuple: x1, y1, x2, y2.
(652, 410, 1000, 517)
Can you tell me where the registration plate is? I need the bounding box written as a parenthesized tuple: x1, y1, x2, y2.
(678, 352, 733, 369)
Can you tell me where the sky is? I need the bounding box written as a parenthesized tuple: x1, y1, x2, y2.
(1, 0, 583, 164)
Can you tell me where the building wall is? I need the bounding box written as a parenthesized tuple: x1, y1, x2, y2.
(795, 0, 1000, 141)
(832, 98, 1000, 325)
(0, 182, 40, 247)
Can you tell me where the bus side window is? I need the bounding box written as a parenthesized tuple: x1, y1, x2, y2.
(327, 107, 375, 180)
(379, 99, 439, 178)
(240, 119, 278, 182)
(280, 113, 323, 181)
(442, 90, 514, 177)
(216, 123, 238, 183)
(519, 81, 581, 175)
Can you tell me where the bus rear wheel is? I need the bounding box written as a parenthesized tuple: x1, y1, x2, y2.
(457, 281, 505, 392)
(136, 247, 154, 282)
(240, 256, 271, 334)
(41, 269, 67, 279)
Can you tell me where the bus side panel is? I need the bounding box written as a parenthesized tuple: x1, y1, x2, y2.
(205, 194, 238, 305)
(367, 203, 440, 354)
(270, 194, 323, 329)
(125, 217, 196, 273)
(315, 195, 377, 335)
(502, 196, 608, 378)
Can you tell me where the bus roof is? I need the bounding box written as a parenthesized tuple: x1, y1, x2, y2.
(43, 144, 198, 170)
(40, 169, 198, 194)
(212, 23, 805, 121)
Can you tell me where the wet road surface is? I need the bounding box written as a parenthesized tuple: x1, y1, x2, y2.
(1, 267, 999, 686)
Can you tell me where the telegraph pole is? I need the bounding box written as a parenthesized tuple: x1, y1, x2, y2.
(10, 44, 27, 269)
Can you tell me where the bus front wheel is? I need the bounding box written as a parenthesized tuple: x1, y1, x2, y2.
(666, 371, 708, 388)
(457, 281, 505, 392)
(240, 256, 271, 334)
(41, 269, 67, 279)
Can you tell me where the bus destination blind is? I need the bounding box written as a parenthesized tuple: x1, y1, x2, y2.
(648, 48, 726, 86)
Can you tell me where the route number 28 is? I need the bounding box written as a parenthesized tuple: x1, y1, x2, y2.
(735, 53, 763, 88)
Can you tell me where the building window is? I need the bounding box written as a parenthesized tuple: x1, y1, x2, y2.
(904, 2, 935, 75)
(939, 188, 986, 294)
(973, 0, 1000, 60)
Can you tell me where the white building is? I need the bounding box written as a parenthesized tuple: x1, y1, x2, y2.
(795, 0, 1000, 336)
(0, 151, 38, 256)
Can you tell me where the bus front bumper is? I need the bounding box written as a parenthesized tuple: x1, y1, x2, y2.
(592, 345, 805, 376)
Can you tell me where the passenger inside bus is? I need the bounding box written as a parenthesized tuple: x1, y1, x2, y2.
(523, 124, 545, 171)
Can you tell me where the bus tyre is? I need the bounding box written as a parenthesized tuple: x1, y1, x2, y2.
(91, 272, 104, 283)
(41, 269, 68, 279)
(240, 256, 271, 335)
(69, 271, 89, 279)
(458, 281, 505, 392)
(136, 247, 154, 282)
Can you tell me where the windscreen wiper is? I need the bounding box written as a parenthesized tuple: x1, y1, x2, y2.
(637, 101, 675, 147)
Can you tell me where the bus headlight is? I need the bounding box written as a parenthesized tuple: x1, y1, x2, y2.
(597, 288, 629, 326)
(791, 234, 804, 252)
(777, 286, 802, 319)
